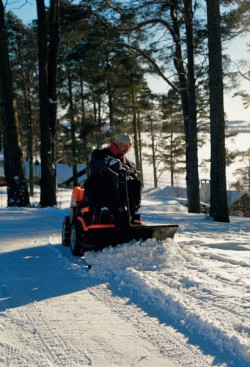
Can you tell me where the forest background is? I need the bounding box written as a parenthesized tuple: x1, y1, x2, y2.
(0, 0, 249, 222)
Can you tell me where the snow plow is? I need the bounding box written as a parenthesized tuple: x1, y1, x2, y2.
(62, 168, 178, 256)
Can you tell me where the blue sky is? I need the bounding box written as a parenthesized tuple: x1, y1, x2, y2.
(5, 0, 250, 122)
(5, 1, 43, 24)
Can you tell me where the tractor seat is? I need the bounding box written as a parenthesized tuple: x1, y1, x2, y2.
(71, 186, 89, 208)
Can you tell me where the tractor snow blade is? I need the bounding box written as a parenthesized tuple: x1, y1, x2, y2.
(82, 224, 179, 252)
(144, 224, 179, 241)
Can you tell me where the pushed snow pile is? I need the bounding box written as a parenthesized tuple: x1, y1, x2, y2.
(84, 238, 180, 274)
(85, 237, 203, 279)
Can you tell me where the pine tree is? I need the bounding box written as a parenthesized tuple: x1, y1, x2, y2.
(36, 0, 57, 207)
(0, 1, 30, 206)
(144, 90, 185, 188)
(206, 0, 229, 222)
(160, 91, 186, 187)
(6, 14, 39, 197)
(231, 148, 250, 192)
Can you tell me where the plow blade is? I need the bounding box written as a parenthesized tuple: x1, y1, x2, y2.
(82, 224, 179, 252)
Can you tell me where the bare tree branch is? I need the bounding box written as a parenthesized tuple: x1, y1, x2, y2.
(232, 61, 250, 82)
(115, 41, 179, 93)
(89, 4, 179, 42)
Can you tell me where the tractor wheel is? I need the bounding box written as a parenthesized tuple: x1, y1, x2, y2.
(70, 220, 85, 256)
(62, 216, 71, 247)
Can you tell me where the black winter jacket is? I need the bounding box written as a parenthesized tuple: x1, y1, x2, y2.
(89, 147, 136, 176)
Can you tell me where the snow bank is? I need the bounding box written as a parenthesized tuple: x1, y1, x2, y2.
(83, 237, 250, 367)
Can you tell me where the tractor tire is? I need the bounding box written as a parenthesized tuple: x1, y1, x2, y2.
(70, 220, 85, 256)
(62, 216, 71, 247)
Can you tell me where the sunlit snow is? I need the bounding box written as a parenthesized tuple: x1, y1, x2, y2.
(0, 186, 249, 367)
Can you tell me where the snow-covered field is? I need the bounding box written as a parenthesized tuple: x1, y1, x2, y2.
(1, 130, 249, 193)
(0, 187, 249, 367)
(128, 131, 250, 190)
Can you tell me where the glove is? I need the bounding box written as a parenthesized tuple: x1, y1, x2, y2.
(104, 157, 122, 172)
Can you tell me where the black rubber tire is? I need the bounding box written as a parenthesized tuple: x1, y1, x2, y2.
(62, 216, 71, 247)
(70, 221, 85, 256)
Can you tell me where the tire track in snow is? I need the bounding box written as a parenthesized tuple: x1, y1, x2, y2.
(115, 236, 250, 367)
(55, 239, 250, 367)
(0, 247, 93, 366)
(0, 266, 37, 366)
(176, 240, 250, 322)
(86, 283, 215, 367)
(128, 269, 250, 366)
(52, 244, 217, 367)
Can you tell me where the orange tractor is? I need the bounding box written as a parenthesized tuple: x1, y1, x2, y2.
(62, 168, 178, 256)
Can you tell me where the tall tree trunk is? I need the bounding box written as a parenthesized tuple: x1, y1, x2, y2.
(206, 0, 229, 222)
(36, 0, 56, 206)
(170, 1, 200, 213)
(79, 70, 89, 176)
(48, 0, 60, 136)
(183, 0, 200, 212)
(98, 98, 102, 140)
(170, 130, 174, 187)
(68, 72, 78, 187)
(48, 0, 60, 191)
(0, 0, 30, 207)
(137, 113, 143, 181)
(15, 39, 34, 196)
(131, 73, 140, 174)
(93, 96, 99, 147)
(150, 120, 158, 187)
(107, 80, 114, 133)
(27, 97, 34, 196)
(0, 113, 2, 151)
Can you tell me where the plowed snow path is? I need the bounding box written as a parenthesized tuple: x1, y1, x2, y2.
(0, 210, 216, 367)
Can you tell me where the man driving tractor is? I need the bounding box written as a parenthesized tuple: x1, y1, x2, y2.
(84, 133, 143, 224)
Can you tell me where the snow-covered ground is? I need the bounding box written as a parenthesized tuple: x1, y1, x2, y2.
(0, 187, 249, 367)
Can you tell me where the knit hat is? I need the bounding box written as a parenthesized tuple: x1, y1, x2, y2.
(115, 133, 132, 145)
